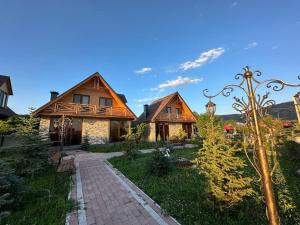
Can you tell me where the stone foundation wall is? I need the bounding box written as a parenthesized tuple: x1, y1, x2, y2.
(82, 118, 110, 144)
(39, 117, 50, 138)
(169, 123, 183, 138)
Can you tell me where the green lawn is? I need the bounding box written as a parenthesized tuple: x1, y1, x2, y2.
(1, 166, 74, 225)
(109, 148, 300, 225)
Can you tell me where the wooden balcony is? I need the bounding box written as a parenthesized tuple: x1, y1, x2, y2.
(155, 113, 196, 123)
(41, 102, 134, 119)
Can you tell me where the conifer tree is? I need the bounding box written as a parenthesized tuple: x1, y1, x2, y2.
(81, 132, 90, 151)
(193, 116, 254, 208)
(0, 160, 24, 220)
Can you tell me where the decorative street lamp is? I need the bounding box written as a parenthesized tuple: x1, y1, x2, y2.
(293, 92, 300, 125)
(203, 66, 300, 225)
(205, 98, 216, 116)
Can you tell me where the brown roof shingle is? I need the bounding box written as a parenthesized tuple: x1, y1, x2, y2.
(135, 92, 178, 123)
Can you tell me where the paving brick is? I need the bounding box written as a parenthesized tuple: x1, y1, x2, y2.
(70, 152, 179, 225)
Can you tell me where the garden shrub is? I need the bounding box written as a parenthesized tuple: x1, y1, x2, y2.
(193, 116, 254, 208)
(146, 149, 173, 176)
(0, 160, 25, 220)
(11, 135, 52, 177)
(81, 133, 90, 151)
(123, 140, 139, 159)
(170, 128, 187, 143)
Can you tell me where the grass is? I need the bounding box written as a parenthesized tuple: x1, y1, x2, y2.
(1, 166, 74, 225)
(109, 147, 300, 225)
(88, 141, 160, 153)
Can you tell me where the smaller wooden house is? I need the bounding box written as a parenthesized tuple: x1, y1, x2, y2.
(33, 72, 136, 145)
(135, 92, 197, 142)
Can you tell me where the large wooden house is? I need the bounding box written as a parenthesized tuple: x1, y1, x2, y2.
(135, 92, 197, 142)
(33, 72, 136, 145)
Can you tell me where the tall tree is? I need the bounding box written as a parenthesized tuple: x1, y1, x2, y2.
(193, 116, 254, 208)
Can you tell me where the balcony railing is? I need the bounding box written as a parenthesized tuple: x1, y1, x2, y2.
(155, 113, 196, 122)
(42, 102, 133, 118)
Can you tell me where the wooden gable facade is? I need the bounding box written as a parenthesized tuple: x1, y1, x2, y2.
(34, 72, 136, 120)
(154, 93, 196, 123)
(136, 92, 196, 142)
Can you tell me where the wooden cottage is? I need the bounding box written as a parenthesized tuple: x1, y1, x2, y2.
(33, 72, 136, 145)
(135, 92, 197, 142)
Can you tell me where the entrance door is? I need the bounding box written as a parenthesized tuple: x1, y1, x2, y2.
(182, 123, 192, 139)
(49, 117, 82, 146)
(156, 123, 169, 141)
(64, 118, 82, 145)
(110, 120, 129, 142)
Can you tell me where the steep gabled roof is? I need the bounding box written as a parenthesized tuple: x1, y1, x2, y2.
(0, 75, 13, 95)
(33, 72, 136, 119)
(135, 92, 196, 123)
(0, 106, 16, 118)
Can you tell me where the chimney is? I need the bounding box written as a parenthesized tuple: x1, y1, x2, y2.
(144, 104, 149, 118)
(50, 91, 59, 101)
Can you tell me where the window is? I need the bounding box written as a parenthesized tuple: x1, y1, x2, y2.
(100, 97, 113, 107)
(73, 94, 90, 104)
(165, 107, 172, 114)
(176, 108, 181, 117)
(0, 90, 7, 108)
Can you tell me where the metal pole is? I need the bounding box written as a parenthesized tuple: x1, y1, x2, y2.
(244, 68, 280, 225)
(293, 95, 300, 125)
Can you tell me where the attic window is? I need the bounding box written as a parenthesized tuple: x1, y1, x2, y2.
(100, 97, 112, 107)
(73, 94, 90, 104)
(165, 107, 172, 114)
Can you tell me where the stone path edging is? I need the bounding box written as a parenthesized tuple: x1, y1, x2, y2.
(75, 161, 87, 225)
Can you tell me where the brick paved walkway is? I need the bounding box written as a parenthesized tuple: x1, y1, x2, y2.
(67, 152, 179, 225)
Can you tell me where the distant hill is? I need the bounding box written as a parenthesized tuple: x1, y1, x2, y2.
(219, 101, 297, 122)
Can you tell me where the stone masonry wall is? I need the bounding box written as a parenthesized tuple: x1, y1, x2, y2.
(82, 118, 110, 144)
(39, 117, 50, 138)
(147, 122, 156, 142)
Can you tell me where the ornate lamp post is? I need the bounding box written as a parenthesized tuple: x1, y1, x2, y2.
(53, 115, 72, 152)
(203, 66, 300, 225)
(205, 99, 216, 116)
(293, 92, 300, 125)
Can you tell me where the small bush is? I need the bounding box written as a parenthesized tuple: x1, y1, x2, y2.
(9, 135, 52, 177)
(123, 140, 139, 159)
(81, 133, 90, 151)
(146, 149, 173, 176)
(170, 128, 187, 143)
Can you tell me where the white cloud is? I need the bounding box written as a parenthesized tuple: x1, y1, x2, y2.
(151, 76, 203, 91)
(136, 96, 160, 103)
(271, 45, 278, 50)
(231, 1, 238, 7)
(244, 42, 258, 50)
(179, 48, 225, 71)
(135, 67, 152, 74)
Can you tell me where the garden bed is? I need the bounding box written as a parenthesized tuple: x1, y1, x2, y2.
(1, 166, 74, 225)
(108, 147, 300, 225)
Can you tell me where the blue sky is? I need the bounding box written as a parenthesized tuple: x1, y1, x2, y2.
(1, 0, 300, 115)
